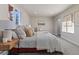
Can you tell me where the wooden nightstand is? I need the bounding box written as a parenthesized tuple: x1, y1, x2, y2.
(0, 39, 18, 51)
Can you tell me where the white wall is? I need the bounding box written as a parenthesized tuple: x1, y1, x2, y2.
(0, 4, 17, 29)
(0, 4, 9, 20)
(52, 17, 58, 35)
(54, 5, 79, 45)
(12, 4, 31, 26)
(21, 9, 30, 25)
(0, 4, 31, 29)
(0, 20, 16, 29)
(31, 16, 54, 34)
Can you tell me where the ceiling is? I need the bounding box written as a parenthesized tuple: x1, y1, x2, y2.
(21, 4, 72, 17)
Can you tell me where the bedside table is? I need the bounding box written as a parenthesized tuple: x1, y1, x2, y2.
(0, 39, 18, 51)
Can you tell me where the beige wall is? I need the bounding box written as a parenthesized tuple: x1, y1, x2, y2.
(54, 5, 79, 45)
(31, 16, 54, 34)
(0, 4, 9, 20)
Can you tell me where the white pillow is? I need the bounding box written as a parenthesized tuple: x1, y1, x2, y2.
(3, 30, 12, 43)
(12, 31, 18, 39)
(15, 28, 26, 39)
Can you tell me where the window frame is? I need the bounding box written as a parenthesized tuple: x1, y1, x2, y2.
(62, 13, 74, 33)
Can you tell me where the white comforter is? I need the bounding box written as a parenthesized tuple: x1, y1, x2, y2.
(36, 31, 63, 52)
(19, 35, 37, 48)
(19, 31, 63, 52)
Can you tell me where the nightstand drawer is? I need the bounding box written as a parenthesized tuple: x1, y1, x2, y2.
(0, 44, 9, 51)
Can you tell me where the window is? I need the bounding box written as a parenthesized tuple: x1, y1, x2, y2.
(15, 9, 21, 25)
(9, 9, 21, 25)
(62, 14, 74, 33)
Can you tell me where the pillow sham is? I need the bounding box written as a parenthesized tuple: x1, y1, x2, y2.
(15, 27, 26, 39)
(12, 31, 18, 39)
(25, 27, 34, 37)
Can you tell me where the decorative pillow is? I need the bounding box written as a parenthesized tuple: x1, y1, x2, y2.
(12, 31, 18, 39)
(3, 30, 12, 43)
(15, 27, 26, 39)
(25, 27, 34, 37)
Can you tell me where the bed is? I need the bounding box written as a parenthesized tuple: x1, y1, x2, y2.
(19, 34, 37, 48)
(14, 31, 63, 53)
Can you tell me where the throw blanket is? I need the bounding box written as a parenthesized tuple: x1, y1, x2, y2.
(36, 31, 63, 53)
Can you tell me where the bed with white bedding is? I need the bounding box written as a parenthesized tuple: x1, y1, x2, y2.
(19, 31, 63, 53)
(19, 35, 37, 48)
